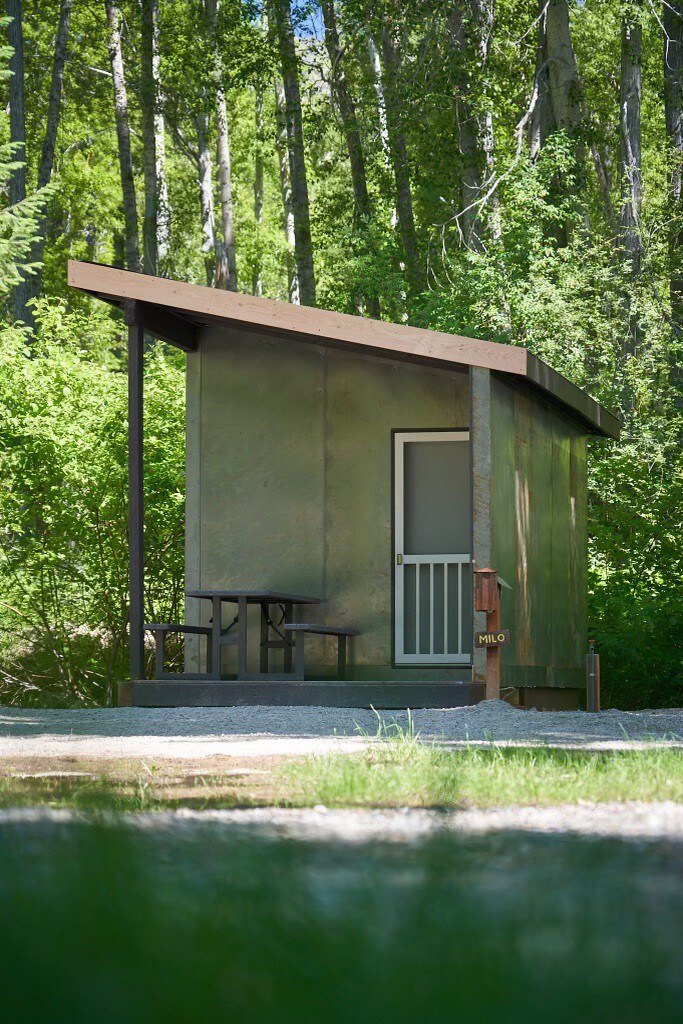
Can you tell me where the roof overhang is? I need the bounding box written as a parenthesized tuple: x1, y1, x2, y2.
(68, 260, 620, 439)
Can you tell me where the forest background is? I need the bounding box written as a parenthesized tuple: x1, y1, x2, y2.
(0, 0, 681, 708)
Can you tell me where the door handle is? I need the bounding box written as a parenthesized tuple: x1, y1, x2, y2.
(396, 554, 403, 565)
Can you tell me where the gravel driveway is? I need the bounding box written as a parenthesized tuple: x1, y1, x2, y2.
(0, 699, 681, 759)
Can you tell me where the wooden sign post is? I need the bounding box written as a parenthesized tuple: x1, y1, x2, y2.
(474, 569, 509, 700)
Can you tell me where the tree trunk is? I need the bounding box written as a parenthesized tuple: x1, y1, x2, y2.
(529, 0, 552, 159)
(529, 0, 585, 247)
(205, 0, 237, 291)
(195, 108, 219, 287)
(274, 75, 299, 303)
(253, 82, 264, 297)
(546, 0, 582, 132)
(29, 0, 72, 303)
(664, 1, 683, 341)
(140, 0, 158, 275)
(269, 0, 316, 306)
(105, 0, 141, 272)
(447, 0, 495, 251)
(322, 1, 371, 226)
(7, 0, 33, 326)
(152, 0, 170, 273)
(619, 14, 642, 278)
(367, 34, 390, 163)
(322, 1, 379, 316)
(379, 22, 425, 295)
(141, 0, 169, 276)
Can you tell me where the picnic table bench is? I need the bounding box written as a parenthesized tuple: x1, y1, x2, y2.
(144, 590, 358, 682)
(284, 623, 360, 680)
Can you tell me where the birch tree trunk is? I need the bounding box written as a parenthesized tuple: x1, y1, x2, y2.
(530, 0, 552, 159)
(367, 33, 390, 162)
(205, 0, 237, 291)
(619, 14, 642, 278)
(105, 0, 141, 272)
(29, 0, 72, 302)
(152, 0, 170, 273)
(141, 0, 158, 275)
(269, 0, 316, 306)
(7, 0, 33, 326)
(253, 82, 264, 297)
(664, 1, 683, 336)
(379, 22, 425, 295)
(195, 107, 219, 286)
(545, 0, 583, 134)
(275, 76, 300, 303)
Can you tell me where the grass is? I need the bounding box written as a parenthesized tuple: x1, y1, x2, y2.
(1, 816, 682, 1023)
(279, 738, 683, 808)
(2, 738, 683, 811)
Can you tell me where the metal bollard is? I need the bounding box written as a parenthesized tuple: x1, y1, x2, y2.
(586, 639, 601, 712)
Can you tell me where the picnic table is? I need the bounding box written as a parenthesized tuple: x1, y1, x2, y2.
(185, 589, 320, 681)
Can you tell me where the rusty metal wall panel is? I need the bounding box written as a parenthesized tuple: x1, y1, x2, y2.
(489, 374, 588, 689)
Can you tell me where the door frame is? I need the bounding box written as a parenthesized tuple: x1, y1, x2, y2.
(392, 429, 472, 667)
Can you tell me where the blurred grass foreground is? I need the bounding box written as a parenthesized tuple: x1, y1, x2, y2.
(0, 815, 682, 1024)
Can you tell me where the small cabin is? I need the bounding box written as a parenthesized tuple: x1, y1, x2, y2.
(69, 261, 619, 710)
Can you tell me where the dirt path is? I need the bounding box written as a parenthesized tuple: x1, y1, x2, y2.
(0, 700, 681, 759)
(2, 803, 683, 840)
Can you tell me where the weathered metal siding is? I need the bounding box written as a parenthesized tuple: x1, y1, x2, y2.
(186, 324, 470, 679)
(488, 372, 587, 689)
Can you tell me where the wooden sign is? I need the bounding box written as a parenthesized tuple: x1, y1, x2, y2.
(475, 629, 511, 648)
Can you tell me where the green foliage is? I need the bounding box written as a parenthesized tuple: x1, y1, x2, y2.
(282, 743, 683, 808)
(0, 300, 185, 705)
(0, 0, 681, 705)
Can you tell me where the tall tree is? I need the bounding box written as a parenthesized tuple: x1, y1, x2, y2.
(7, 0, 33, 326)
(105, 0, 141, 272)
(31, 0, 72, 301)
(274, 75, 299, 303)
(322, 1, 371, 228)
(252, 81, 264, 297)
(195, 106, 219, 286)
(619, 9, 642, 279)
(447, 0, 495, 250)
(529, 0, 585, 246)
(269, 0, 316, 306)
(378, 17, 426, 295)
(322, 1, 379, 316)
(141, 0, 158, 274)
(151, 0, 170, 272)
(140, 0, 169, 276)
(664, 1, 683, 336)
(205, 0, 237, 291)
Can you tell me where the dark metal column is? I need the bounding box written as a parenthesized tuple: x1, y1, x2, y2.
(126, 305, 145, 681)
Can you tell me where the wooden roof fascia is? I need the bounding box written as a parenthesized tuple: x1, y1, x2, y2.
(68, 260, 526, 375)
(524, 353, 621, 439)
(67, 260, 620, 438)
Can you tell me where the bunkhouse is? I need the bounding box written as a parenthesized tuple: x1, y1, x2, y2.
(68, 260, 620, 711)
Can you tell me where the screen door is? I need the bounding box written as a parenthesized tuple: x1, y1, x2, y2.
(394, 432, 472, 664)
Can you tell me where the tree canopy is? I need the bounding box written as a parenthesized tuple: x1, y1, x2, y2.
(0, 0, 682, 706)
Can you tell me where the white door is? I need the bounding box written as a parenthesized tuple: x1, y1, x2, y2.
(394, 432, 472, 665)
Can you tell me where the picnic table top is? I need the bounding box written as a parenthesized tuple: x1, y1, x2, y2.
(186, 589, 320, 604)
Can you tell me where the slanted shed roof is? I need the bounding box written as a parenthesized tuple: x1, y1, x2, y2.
(68, 260, 620, 438)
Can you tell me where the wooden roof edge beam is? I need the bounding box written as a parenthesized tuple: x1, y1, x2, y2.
(67, 260, 619, 437)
